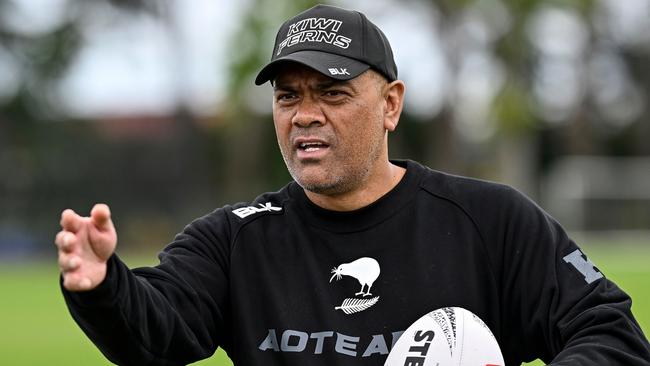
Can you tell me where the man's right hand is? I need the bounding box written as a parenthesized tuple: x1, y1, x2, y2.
(55, 203, 117, 292)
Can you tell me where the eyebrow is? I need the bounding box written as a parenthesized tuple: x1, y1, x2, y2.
(315, 79, 350, 90)
(273, 78, 352, 92)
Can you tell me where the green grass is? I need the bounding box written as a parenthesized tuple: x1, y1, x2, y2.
(1, 241, 648, 365)
(0, 259, 232, 366)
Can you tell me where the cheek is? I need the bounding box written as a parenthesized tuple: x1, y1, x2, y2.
(273, 126, 291, 160)
(350, 104, 384, 141)
(273, 112, 291, 141)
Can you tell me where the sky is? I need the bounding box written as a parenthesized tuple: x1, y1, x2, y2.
(58, 0, 245, 117)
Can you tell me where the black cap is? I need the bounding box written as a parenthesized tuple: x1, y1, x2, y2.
(255, 4, 398, 85)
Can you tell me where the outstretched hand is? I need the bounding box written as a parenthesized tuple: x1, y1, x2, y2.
(55, 204, 117, 292)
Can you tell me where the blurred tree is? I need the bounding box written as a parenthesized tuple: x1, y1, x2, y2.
(0, 0, 161, 121)
(410, 0, 650, 198)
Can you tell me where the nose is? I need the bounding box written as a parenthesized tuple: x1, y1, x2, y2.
(292, 97, 325, 127)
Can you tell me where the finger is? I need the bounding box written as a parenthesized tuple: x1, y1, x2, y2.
(91, 203, 113, 231)
(58, 253, 81, 273)
(54, 231, 76, 253)
(54, 231, 65, 249)
(60, 209, 83, 233)
(63, 275, 93, 292)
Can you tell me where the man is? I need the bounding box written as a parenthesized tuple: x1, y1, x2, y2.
(56, 4, 650, 366)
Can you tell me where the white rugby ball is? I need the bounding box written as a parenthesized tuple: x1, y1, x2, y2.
(385, 307, 504, 366)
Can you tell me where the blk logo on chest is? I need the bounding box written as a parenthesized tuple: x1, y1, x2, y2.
(563, 249, 603, 284)
(232, 202, 282, 219)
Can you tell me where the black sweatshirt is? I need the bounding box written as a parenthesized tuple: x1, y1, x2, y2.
(63, 160, 650, 365)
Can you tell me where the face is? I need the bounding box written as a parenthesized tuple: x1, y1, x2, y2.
(272, 65, 391, 196)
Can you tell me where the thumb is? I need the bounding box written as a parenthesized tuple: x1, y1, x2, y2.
(91, 203, 113, 232)
(89, 203, 117, 259)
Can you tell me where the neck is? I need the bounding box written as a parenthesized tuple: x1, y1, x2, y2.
(304, 161, 406, 211)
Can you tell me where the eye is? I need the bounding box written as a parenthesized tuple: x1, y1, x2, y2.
(275, 92, 298, 104)
(322, 89, 349, 102)
(323, 90, 344, 97)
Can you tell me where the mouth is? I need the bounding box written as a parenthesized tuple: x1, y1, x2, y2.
(294, 138, 331, 159)
(297, 141, 329, 151)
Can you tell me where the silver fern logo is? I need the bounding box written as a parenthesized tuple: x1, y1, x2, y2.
(329, 257, 381, 314)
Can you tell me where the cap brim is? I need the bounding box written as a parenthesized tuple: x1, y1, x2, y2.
(255, 50, 370, 85)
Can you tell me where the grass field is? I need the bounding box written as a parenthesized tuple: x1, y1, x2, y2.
(1, 239, 648, 365)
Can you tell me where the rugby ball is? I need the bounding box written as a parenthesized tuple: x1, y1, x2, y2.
(385, 307, 504, 366)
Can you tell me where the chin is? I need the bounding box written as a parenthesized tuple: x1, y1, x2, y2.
(300, 176, 362, 197)
(290, 161, 368, 196)
(300, 182, 339, 195)
(293, 170, 343, 195)
(296, 175, 334, 193)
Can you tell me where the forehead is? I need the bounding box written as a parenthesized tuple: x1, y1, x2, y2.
(272, 62, 371, 90)
(273, 63, 340, 87)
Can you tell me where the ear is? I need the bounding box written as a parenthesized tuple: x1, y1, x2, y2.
(383, 80, 406, 132)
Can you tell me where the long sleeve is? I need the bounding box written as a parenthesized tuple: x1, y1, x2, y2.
(61, 210, 233, 366)
(487, 186, 650, 365)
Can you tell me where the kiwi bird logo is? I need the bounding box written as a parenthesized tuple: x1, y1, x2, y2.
(330, 257, 381, 314)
